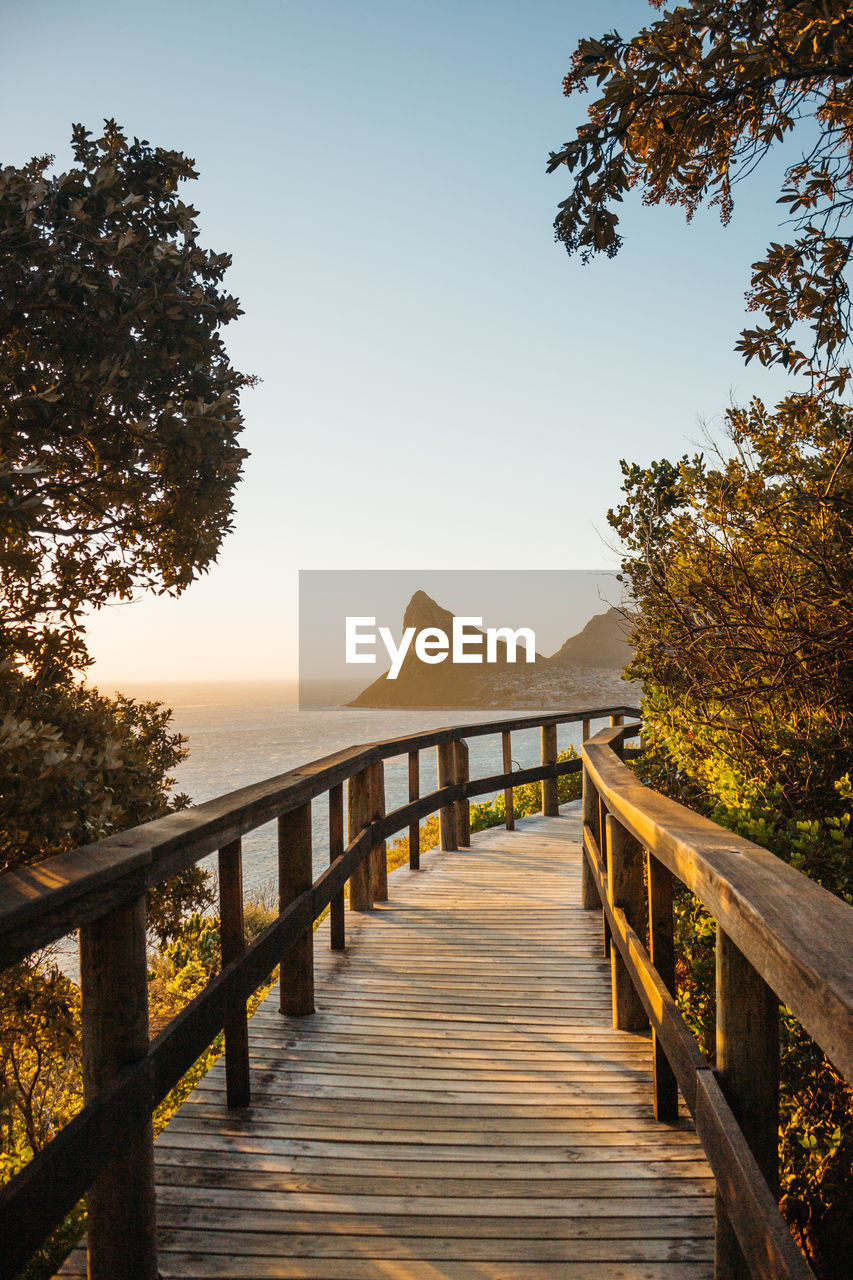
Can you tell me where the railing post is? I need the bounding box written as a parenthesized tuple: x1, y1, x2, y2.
(541, 723, 558, 816)
(609, 713, 624, 728)
(580, 759, 600, 910)
(348, 766, 373, 911)
(582, 718, 591, 743)
(502, 731, 515, 831)
(437, 741, 458, 851)
(278, 801, 315, 1015)
(455, 739, 470, 847)
(370, 759, 388, 902)
(328, 784, 345, 949)
(714, 927, 780, 1280)
(599, 794, 611, 957)
(218, 838, 250, 1108)
(80, 897, 157, 1280)
(408, 751, 420, 869)
(647, 854, 678, 1122)
(604, 814, 649, 1032)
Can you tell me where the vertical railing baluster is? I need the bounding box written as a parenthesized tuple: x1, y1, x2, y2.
(370, 759, 388, 902)
(609, 713, 624, 728)
(348, 767, 373, 911)
(218, 838, 250, 1108)
(604, 814, 649, 1032)
(328, 784, 345, 950)
(455, 739, 470, 847)
(598, 794, 611, 958)
(647, 854, 678, 1121)
(437, 741, 458, 851)
(580, 757, 600, 910)
(502, 731, 515, 831)
(278, 802, 315, 1015)
(408, 750, 420, 869)
(714, 928, 780, 1280)
(80, 897, 158, 1280)
(541, 723, 558, 816)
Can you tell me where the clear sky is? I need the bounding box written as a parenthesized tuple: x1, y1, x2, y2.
(2, 1, 796, 684)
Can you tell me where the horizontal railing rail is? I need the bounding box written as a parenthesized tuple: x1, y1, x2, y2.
(582, 725, 853, 1280)
(0, 704, 637, 1280)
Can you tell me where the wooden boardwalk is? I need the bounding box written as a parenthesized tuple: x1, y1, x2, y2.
(62, 805, 714, 1279)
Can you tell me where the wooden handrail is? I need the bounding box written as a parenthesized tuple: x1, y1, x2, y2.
(582, 727, 853, 1081)
(581, 724, 853, 1280)
(0, 705, 638, 968)
(0, 704, 635, 1280)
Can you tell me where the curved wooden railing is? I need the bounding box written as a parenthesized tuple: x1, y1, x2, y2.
(582, 724, 853, 1280)
(0, 704, 637, 1280)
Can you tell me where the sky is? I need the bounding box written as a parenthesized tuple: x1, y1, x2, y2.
(2, 0, 797, 685)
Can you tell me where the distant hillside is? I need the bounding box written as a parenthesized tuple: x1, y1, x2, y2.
(347, 592, 637, 710)
(547, 607, 634, 671)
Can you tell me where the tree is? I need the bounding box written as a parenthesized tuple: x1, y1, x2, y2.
(0, 668, 208, 935)
(547, 0, 853, 397)
(1, 120, 251, 676)
(608, 397, 853, 868)
(0, 114, 241, 954)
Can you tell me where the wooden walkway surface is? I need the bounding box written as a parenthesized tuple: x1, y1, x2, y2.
(62, 805, 715, 1279)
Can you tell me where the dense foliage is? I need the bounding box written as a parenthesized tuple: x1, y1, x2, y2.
(610, 395, 853, 842)
(1, 120, 250, 676)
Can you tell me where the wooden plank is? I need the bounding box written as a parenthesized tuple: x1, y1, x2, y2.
(455, 739, 471, 847)
(541, 724, 558, 816)
(436, 742, 458, 851)
(327, 785, 345, 950)
(408, 752, 420, 870)
(278, 804, 314, 1016)
(348, 768, 373, 912)
(369, 760, 388, 902)
(168, 1117, 706, 1144)
(80, 895, 158, 1280)
(581, 773, 600, 910)
(714, 927, 780, 1279)
(151, 1175, 714, 1211)
(648, 854, 678, 1122)
(218, 839, 250, 1109)
(154, 1229, 714, 1261)
(502, 732, 515, 830)
(65, 1257, 712, 1279)
(151, 1203, 713, 1235)
(605, 814, 648, 1033)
